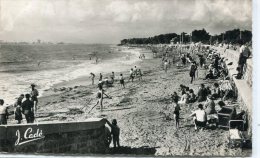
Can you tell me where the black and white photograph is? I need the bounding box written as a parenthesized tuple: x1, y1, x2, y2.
(0, 0, 257, 157)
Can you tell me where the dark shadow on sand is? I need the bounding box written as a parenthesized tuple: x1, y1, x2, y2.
(107, 146, 157, 155)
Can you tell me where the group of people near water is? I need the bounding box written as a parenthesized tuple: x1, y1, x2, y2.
(0, 84, 39, 125)
(88, 65, 143, 113)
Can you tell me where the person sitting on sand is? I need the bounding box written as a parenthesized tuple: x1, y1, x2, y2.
(90, 72, 95, 85)
(30, 84, 39, 114)
(171, 92, 179, 103)
(0, 99, 8, 125)
(119, 74, 125, 88)
(205, 69, 214, 80)
(106, 119, 120, 148)
(178, 91, 189, 105)
(188, 89, 197, 103)
(174, 103, 181, 129)
(211, 83, 220, 99)
(217, 101, 226, 113)
(204, 96, 216, 115)
(197, 84, 208, 102)
(22, 94, 34, 123)
(189, 104, 207, 130)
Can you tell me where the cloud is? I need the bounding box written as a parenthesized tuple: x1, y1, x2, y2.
(0, 0, 252, 43)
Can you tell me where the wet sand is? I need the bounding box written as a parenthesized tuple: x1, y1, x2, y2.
(7, 48, 251, 156)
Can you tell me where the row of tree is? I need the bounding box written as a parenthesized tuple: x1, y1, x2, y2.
(120, 29, 252, 45)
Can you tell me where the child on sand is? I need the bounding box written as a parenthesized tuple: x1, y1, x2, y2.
(106, 119, 120, 148)
(129, 68, 134, 82)
(119, 74, 125, 88)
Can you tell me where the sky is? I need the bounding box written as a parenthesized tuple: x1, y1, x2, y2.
(0, 0, 252, 44)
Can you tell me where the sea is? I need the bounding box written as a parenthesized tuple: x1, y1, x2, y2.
(0, 44, 141, 105)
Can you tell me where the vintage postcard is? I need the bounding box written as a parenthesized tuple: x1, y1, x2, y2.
(0, 0, 256, 157)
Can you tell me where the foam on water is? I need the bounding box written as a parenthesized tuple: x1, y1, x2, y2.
(0, 45, 141, 105)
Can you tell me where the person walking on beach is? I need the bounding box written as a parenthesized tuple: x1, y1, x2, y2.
(0, 99, 8, 125)
(22, 94, 34, 123)
(30, 84, 39, 114)
(189, 62, 197, 84)
(119, 74, 125, 88)
(106, 119, 120, 148)
(90, 72, 95, 85)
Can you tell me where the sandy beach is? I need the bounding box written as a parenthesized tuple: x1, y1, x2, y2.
(4, 46, 250, 156)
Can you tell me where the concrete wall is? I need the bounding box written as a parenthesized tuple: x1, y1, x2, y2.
(0, 118, 108, 154)
(215, 47, 252, 136)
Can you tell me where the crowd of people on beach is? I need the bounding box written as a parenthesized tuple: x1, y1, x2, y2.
(159, 42, 250, 131)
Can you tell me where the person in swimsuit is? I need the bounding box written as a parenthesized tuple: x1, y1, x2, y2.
(30, 84, 39, 114)
(90, 72, 95, 85)
(119, 74, 125, 88)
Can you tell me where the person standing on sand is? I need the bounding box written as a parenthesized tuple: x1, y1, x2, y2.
(137, 69, 143, 80)
(90, 72, 95, 85)
(99, 73, 103, 81)
(174, 103, 181, 129)
(14, 94, 24, 124)
(110, 72, 115, 84)
(95, 86, 111, 112)
(106, 119, 120, 148)
(119, 74, 125, 88)
(189, 62, 197, 84)
(22, 94, 34, 123)
(30, 84, 39, 114)
(0, 99, 8, 125)
(129, 68, 134, 82)
(134, 66, 137, 76)
(164, 60, 168, 73)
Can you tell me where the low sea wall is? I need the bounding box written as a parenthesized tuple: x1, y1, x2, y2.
(0, 118, 107, 154)
(215, 47, 252, 136)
